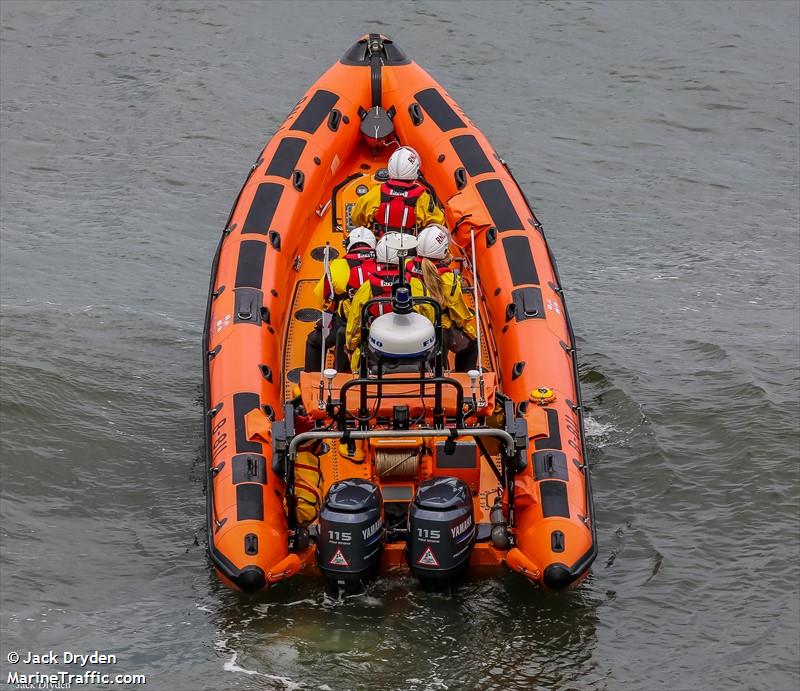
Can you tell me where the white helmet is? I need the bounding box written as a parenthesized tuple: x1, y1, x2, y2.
(347, 226, 376, 250)
(388, 146, 420, 180)
(416, 224, 451, 259)
(375, 232, 405, 266)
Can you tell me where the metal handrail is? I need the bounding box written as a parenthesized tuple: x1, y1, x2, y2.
(356, 294, 448, 424)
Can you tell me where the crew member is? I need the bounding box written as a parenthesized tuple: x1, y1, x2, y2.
(415, 224, 478, 372)
(304, 226, 377, 372)
(405, 223, 447, 281)
(350, 146, 445, 236)
(345, 232, 434, 371)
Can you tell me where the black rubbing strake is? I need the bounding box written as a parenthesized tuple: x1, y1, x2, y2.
(540, 481, 570, 518)
(243, 183, 282, 234)
(290, 90, 340, 134)
(236, 484, 265, 521)
(414, 88, 465, 131)
(369, 33, 382, 107)
(232, 453, 267, 485)
(476, 179, 523, 232)
(450, 134, 494, 176)
(503, 236, 540, 286)
(265, 137, 306, 179)
(233, 392, 262, 454)
(535, 409, 562, 450)
(234, 241, 266, 288)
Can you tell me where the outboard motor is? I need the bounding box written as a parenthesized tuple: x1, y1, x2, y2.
(316, 479, 384, 593)
(407, 477, 476, 590)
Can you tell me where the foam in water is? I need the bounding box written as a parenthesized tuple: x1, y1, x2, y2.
(584, 415, 618, 446)
(221, 649, 301, 690)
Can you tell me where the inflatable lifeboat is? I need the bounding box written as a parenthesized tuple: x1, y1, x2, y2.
(203, 35, 597, 593)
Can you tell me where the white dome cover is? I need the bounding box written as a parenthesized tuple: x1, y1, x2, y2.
(368, 311, 435, 359)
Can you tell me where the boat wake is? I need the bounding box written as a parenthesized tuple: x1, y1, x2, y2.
(218, 644, 302, 690)
(583, 415, 618, 448)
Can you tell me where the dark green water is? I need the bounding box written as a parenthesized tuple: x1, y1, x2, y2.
(1, 1, 798, 689)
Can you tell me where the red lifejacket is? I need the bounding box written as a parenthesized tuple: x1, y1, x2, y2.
(345, 250, 377, 297)
(375, 179, 426, 232)
(405, 256, 450, 281)
(321, 249, 376, 315)
(366, 267, 400, 318)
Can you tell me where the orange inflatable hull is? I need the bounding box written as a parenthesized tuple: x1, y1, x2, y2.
(203, 35, 597, 593)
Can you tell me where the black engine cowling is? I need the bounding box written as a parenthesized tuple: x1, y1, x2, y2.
(316, 478, 384, 593)
(407, 477, 476, 589)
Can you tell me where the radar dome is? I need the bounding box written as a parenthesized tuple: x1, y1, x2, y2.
(368, 312, 435, 360)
